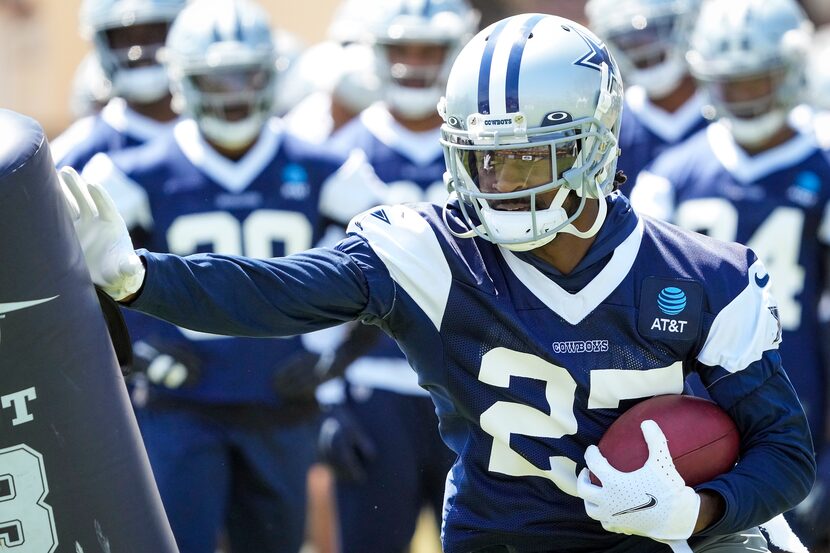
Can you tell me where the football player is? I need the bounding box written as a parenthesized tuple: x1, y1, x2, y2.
(586, 0, 708, 194)
(51, 0, 185, 171)
(277, 1, 478, 552)
(78, 1, 384, 552)
(630, 0, 829, 549)
(65, 12, 815, 553)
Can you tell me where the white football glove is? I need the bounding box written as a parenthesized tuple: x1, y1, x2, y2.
(576, 420, 701, 543)
(59, 167, 145, 301)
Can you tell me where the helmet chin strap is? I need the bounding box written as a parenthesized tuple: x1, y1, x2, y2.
(443, 191, 480, 239)
(556, 188, 607, 239)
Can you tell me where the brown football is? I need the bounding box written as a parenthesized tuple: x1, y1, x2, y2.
(591, 394, 740, 487)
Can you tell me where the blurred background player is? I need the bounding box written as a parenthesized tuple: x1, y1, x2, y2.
(274, 1, 478, 552)
(51, 0, 186, 171)
(80, 1, 385, 552)
(630, 0, 830, 549)
(68, 51, 111, 120)
(282, 41, 381, 145)
(585, 0, 708, 194)
(280, 1, 382, 144)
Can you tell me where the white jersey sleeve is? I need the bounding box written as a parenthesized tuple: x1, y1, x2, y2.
(698, 259, 782, 374)
(319, 149, 387, 225)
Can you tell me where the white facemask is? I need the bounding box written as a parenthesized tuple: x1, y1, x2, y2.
(723, 109, 788, 148)
(199, 114, 265, 150)
(629, 57, 687, 100)
(112, 66, 170, 104)
(386, 83, 443, 120)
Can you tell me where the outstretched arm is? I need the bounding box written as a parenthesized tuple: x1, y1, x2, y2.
(130, 246, 385, 338)
(59, 165, 396, 340)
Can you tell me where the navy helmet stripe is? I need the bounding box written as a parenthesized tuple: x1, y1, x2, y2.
(505, 14, 546, 113)
(420, 0, 431, 16)
(477, 19, 510, 115)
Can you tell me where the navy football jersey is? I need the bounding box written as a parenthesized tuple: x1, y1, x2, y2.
(51, 97, 177, 171)
(327, 103, 447, 395)
(82, 117, 383, 405)
(631, 121, 830, 441)
(616, 86, 708, 196)
(131, 195, 813, 553)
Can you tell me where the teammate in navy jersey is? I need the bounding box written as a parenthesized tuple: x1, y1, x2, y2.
(51, 0, 185, 172)
(63, 12, 814, 553)
(630, 0, 828, 548)
(585, 0, 708, 196)
(280, 2, 478, 551)
(78, 1, 384, 552)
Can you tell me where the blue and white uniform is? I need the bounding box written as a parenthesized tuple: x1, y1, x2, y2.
(325, 103, 456, 552)
(83, 117, 382, 406)
(617, 86, 708, 196)
(631, 122, 830, 444)
(51, 97, 177, 171)
(81, 116, 383, 553)
(130, 195, 814, 553)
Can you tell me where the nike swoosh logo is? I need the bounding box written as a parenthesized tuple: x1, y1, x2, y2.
(755, 273, 770, 288)
(612, 494, 657, 516)
(0, 296, 59, 317)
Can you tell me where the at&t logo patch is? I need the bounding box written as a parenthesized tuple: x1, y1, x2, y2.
(638, 279, 702, 341)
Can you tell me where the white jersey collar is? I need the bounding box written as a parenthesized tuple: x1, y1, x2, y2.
(625, 86, 706, 143)
(359, 103, 442, 166)
(100, 97, 177, 142)
(706, 119, 819, 184)
(499, 215, 644, 325)
(174, 117, 283, 193)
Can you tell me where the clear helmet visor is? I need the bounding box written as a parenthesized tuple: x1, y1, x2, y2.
(461, 141, 578, 210)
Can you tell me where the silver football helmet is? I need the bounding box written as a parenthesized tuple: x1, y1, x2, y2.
(440, 14, 624, 251)
(359, 0, 480, 119)
(586, 0, 699, 99)
(79, 0, 185, 103)
(686, 0, 813, 146)
(163, 0, 277, 150)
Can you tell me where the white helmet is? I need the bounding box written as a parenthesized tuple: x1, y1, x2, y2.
(79, 0, 185, 103)
(686, 0, 813, 147)
(164, 0, 277, 150)
(586, 0, 699, 98)
(440, 14, 623, 251)
(361, 0, 480, 119)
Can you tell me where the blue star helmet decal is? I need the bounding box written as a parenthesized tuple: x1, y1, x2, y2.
(571, 25, 615, 73)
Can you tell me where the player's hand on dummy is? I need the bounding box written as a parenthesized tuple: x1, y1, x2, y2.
(318, 404, 376, 482)
(576, 420, 701, 542)
(131, 339, 201, 389)
(58, 167, 144, 301)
